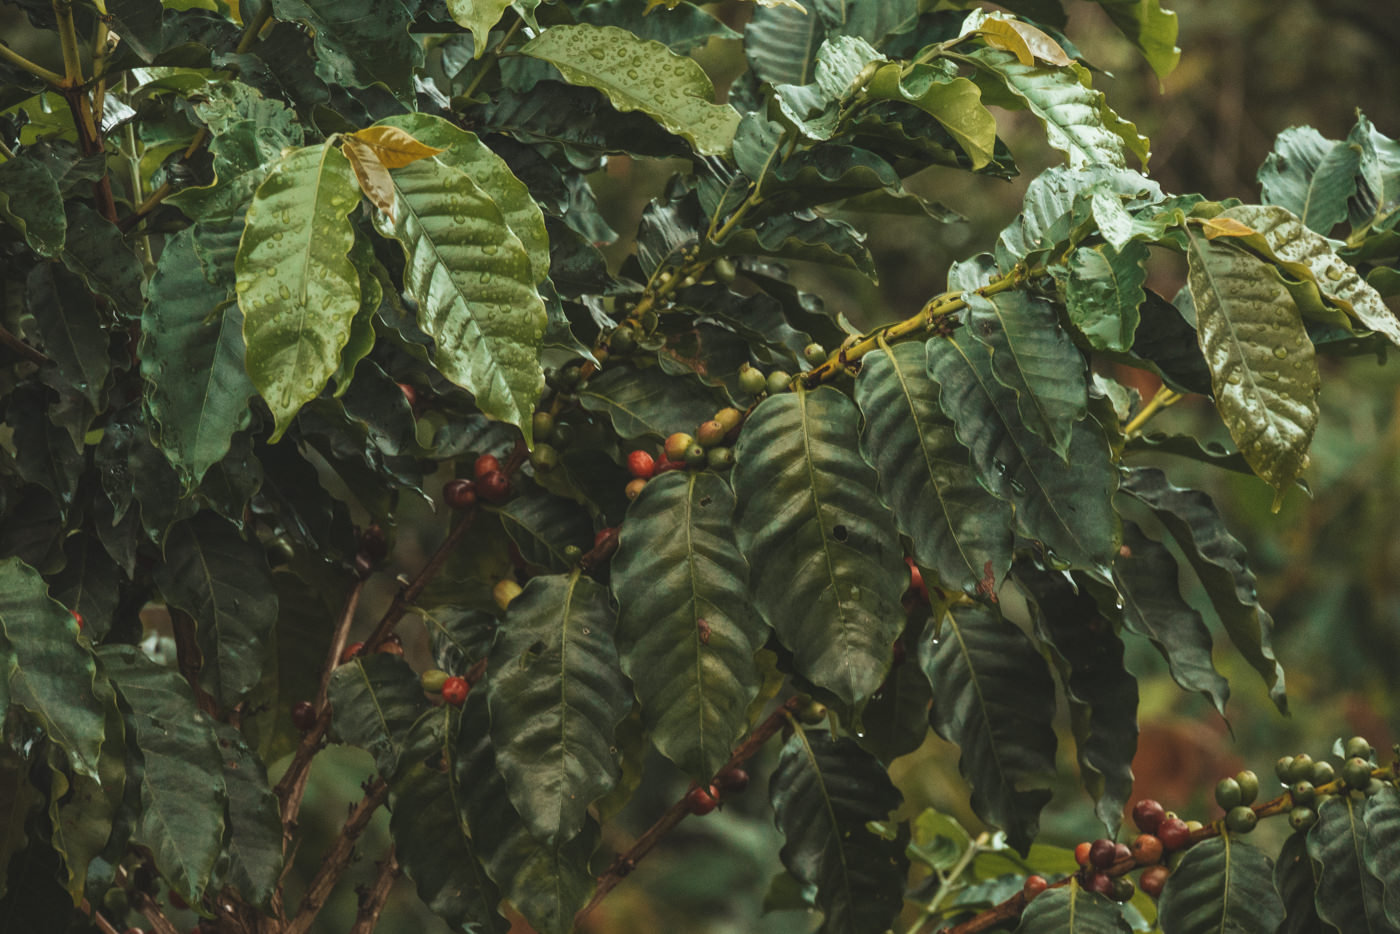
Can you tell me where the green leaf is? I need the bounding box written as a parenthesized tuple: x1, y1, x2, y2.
(576, 0, 740, 53)
(100, 645, 225, 905)
(60, 203, 144, 318)
(711, 209, 877, 278)
(1066, 241, 1149, 352)
(865, 63, 996, 169)
(1220, 204, 1400, 349)
(390, 709, 507, 934)
(6, 383, 85, 505)
(1157, 835, 1283, 934)
(520, 24, 741, 156)
(328, 653, 427, 776)
(774, 35, 882, 141)
(918, 602, 1056, 854)
(577, 364, 721, 440)
(0, 153, 65, 255)
(745, 1, 826, 86)
(455, 692, 598, 934)
(24, 263, 109, 414)
(374, 157, 547, 446)
(373, 113, 550, 284)
(470, 81, 688, 159)
(48, 535, 124, 639)
(1016, 562, 1136, 834)
(235, 143, 362, 441)
(1257, 126, 1360, 235)
(152, 512, 278, 707)
(969, 49, 1148, 169)
(269, 0, 421, 101)
(1112, 521, 1230, 715)
(1120, 467, 1286, 712)
(1125, 288, 1213, 396)
(495, 492, 595, 573)
(46, 706, 125, 903)
(1015, 879, 1131, 933)
(142, 229, 255, 489)
(854, 340, 1012, 594)
(857, 635, 933, 763)
(486, 572, 629, 846)
(0, 557, 108, 780)
(1088, 0, 1180, 80)
(210, 721, 282, 909)
(446, 0, 510, 55)
(0, 751, 44, 901)
(769, 731, 909, 934)
(1365, 787, 1400, 928)
(1275, 832, 1334, 934)
(611, 472, 765, 780)
(1308, 795, 1397, 934)
(927, 333, 1120, 577)
(732, 388, 906, 707)
(1184, 227, 1319, 492)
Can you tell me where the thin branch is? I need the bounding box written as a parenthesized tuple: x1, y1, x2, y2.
(170, 607, 220, 717)
(79, 898, 122, 934)
(0, 323, 52, 366)
(317, 575, 367, 710)
(284, 779, 391, 934)
(0, 42, 65, 86)
(576, 696, 802, 922)
(361, 505, 479, 654)
(349, 847, 401, 934)
(53, 0, 86, 86)
(1123, 385, 1181, 436)
(130, 890, 181, 934)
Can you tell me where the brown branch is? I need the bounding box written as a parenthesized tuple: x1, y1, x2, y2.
(284, 778, 391, 934)
(576, 696, 802, 923)
(361, 505, 479, 654)
(317, 574, 367, 709)
(170, 607, 220, 717)
(79, 898, 123, 934)
(349, 846, 401, 934)
(0, 323, 52, 366)
(130, 890, 181, 934)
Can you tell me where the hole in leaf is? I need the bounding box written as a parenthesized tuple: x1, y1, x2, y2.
(832, 524, 848, 542)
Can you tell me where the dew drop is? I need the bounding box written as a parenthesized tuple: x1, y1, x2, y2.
(1273, 346, 1287, 359)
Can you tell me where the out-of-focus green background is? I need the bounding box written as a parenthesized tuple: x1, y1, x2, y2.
(115, 1, 1398, 930)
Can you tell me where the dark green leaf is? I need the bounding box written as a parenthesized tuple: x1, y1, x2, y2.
(25, 264, 109, 414)
(865, 62, 997, 169)
(732, 388, 906, 707)
(1157, 834, 1283, 934)
(612, 472, 764, 780)
(328, 653, 427, 776)
(0, 153, 65, 255)
(1364, 786, 1400, 928)
(577, 364, 721, 440)
(1088, 0, 1180, 80)
(1014, 879, 1131, 933)
(5, 383, 84, 505)
(1308, 795, 1397, 934)
(60, 203, 144, 318)
(495, 492, 595, 573)
(857, 637, 933, 763)
(745, 2, 826, 86)
(769, 731, 909, 934)
(855, 340, 1012, 594)
(575, 0, 739, 53)
(46, 707, 125, 903)
(269, 0, 422, 102)
(469, 81, 688, 159)
(710, 209, 878, 279)
(47, 534, 124, 639)
(1124, 288, 1213, 396)
(1066, 241, 1149, 353)
(0, 750, 45, 901)
(210, 721, 282, 909)
(1258, 126, 1359, 235)
(918, 602, 1056, 854)
(486, 572, 629, 845)
(1276, 832, 1334, 934)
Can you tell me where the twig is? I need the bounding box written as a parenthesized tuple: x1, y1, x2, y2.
(170, 608, 220, 717)
(361, 504, 479, 654)
(317, 575, 367, 709)
(576, 696, 802, 922)
(0, 323, 52, 366)
(130, 890, 181, 934)
(349, 846, 401, 934)
(79, 898, 122, 934)
(284, 779, 391, 934)
(1123, 385, 1181, 435)
(0, 42, 65, 86)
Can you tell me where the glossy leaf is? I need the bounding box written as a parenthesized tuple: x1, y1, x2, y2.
(235, 143, 362, 441)
(152, 512, 278, 707)
(745, 1, 825, 87)
(60, 203, 144, 318)
(1305, 794, 1396, 934)
(521, 24, 741, 156)
(46, 706, 124, 903)
(142, 229, 255, 489)
(0, 153, 64, 256)
(769, 731, 909, 934)
(577, 364, 720, 440)
(24, 263, 108, 415)
(0, 557, 108, 780)
(1089, 0, 1180, 80)
(1275, 832, 1333, 934)
(927, 333, 1119, 577)
(211, 721, 282, 909)
(327, 653, 427, 776)
(854, 340, 1012, 594)
(446, 0, 511, 57)
(865, 63, 996, 169)
(576, 0, 740, 53)
(495, 492, 595, 573)
(1112, 521, 1230, 715)
(1157, 834, 1283, 934)
(732, 388, 906, 707)
(486, 572, 629, 845)
(1184, 227, 1319, 492)
(1014, 879, 1131, 933)
(612, 472, 764, 779)
(918, 602, 1057, 854)
(711, 209, 877, 278)
(1257, 126, 1359, 234)
(389, 708, 507, 934)
(1121, 466, 1287, 712)
(374, 157, 547, 446)
(269, 0, 421, 101)
(100, 645, 225, 906)
(1065, 240, 1149, 353)
(471, 81, 688, 159)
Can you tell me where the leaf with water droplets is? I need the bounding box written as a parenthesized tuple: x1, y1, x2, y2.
(521, 24, 741, 156)
(1184, 226, 1319, 492)
(445, 0, 511, 57)
(347, 125, 446, 168)
(235, 143, 362, 441)
(0, 153, 65, 256)
(866, 62, 997, 169)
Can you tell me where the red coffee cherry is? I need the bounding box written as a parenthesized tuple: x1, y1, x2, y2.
(443, 478, 476, 509)
(627, 450, 655, 479)
(685, 784, 720, 815)
(290, 701, 316, 732)
(1158, 817, 1190, 851)
(1132, 798, 1166, 833)
(477, 470, 511, 504)
(473, 454, 501, 479)
(1022, 875, 1049, 901)
(1140, 865, 1170, 898)
(1131, 833, 1164, 866)
(1074, 841, 1093, 866)
(340, 642, 365, 664)
(441, 676, 469, 706)
(715, 767, 750, 794)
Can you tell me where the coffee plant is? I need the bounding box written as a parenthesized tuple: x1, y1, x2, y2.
(2, 0, 1398, 931)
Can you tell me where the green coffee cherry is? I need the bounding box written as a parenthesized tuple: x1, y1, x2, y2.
(1289, 806, 1318, 831)
(803, 342, 826, 366)
(1288, 753, 1314, 783)
(1342, 757, 1374, 790)
(684, 443, 707, 468)
(1276, 756, 1296, 783)
(738, 364, 767, 395)
(532, 410, 555, 443)
(1225, 806, 1258, 833)
(420, 669, 449, 693)
(562, 544, 583, 562)
(1344, 736, 1374, 761)
(1311, 761, 1335, 786)
(706, 447, 734, 471)
(530, 443, 559, 471)
(766, 370, 791, 396)
(795, 699, 828, 725)
(1290, 781, 1316, 807)
(610, 325, 637, 354)
(1235, 770, 1260, 805)
(1215, 777, 1242, 810)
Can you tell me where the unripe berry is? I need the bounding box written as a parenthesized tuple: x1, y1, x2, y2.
(1140, 865, 1169, 898)
(494, 579, 523, 611)
(291, 701, 316, 732)
(684, 443, 707, 468)
(1290, 780, 1316, 806)
(664, 432, 695, 462)
(530, 443, 559, 471)
(1344, 736, 1374, 761)
(1215, 777, 1242, 810)
(706, 447, 734, 471)
(1311, 761, 1335, 785)
(532, 410, 555, 443)
(765, 370, 791, 395)
(1276, 756, 1296, 783)
(1287, 753, 1314, 783)
(627, 450, 655, 479)
(713, 407, 743, 434)
(696, 420, 727, 447)
(685, 784, 720, 815)
(444, 478, 476, 509)
(610, 325, 637, 353)
(1289, 806, 1318, 831)
(1235, 769, 1260, 805)
(1342, 756, 1374, 789)
(420, 669, 449, 693)
(478, 470, 511, 503)
(441, 676, 469, 706)
(795, 699, 828, 725)
(625, 477, 648, 500)
(474, 454, 501, 480)
(738, 364, 767, 395)
(1110, 877, 1135, 903)
(803, 342, 826, 366)
(1225, 805, 1258, 833)
(1074, 841, 1092, 866)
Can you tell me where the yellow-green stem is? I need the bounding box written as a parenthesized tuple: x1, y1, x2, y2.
(1123, 385, 1181, 436)
(0, 42, 65, 86)
(53, 0, 86, 86)
(461, 16, 524, 101)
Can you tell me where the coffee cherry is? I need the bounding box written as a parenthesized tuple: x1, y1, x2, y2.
(1344, 736, 1374, 761)
(1132, 799, 1166, 833)
(1289, 806, 1318, 831)
(398, 382, 418, 410)
(1140, 865, 1170, 898)
(530, 444, 559, 471)
(1235, 770, 1260, 805)
(532, 411, 555, 443)
(1287, 753, 1314, 783)
(1311, 761, 1335, 786)
(609, 325, 636, 354)
(625, 478, 648, 500)
(664, 432, 695, 462)
(1085, 873, 1114, 897)
(695, 420, 725, 447)
(562, 544, 583, 562)
(291, 701, 316, 732)
(653, 455, 680, 474)
(1089, 838, 1117, 870)
(441, 676, 469, 706)
(103, 886, 130, 917)
(420, 669, 449, 693)
(1215, 777, 1242, 810)
(552, 422, 575, 449)
(1276, 756, 1296, 783)
(593, 527, 617, 550)
(443, 478, 476, 509)
(1074, 841, 1093, 866)
(494, 579, 523, 611)
(478, 470, 511, 504)
(1342, 756, 1374, 789)
(627, 450, 655, 479)
(1110, 877, 1135, 902)
(1225, 805, 1258, 833)
(683, 443, 707, 468)
(359, 523, 389, 564)
(1131, 833, 1163, 866)
(1022, 875, 1048, 901)
(474, 454, 501, 480)
(765, 370, 791, 395)
(1290, 780, 1316, 807)
(1158, 817, 1190, 851)
(713, 407, 743, 435)
(706, 447, 734, 471)
(715, 767, 750, 794)
(738, 364, 767, 395)
(340, 642, 365, 664)
(685, 784, 720, 815)
(795, 699, 828, 725)
(72, 609, 85, 631)
(803, 342, 826, 366)
(377, 638, 404, 656)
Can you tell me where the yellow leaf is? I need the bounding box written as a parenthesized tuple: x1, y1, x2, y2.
(981, 19, 1072, 67)
(341, 138, 395, 222)
(348, 125, 447, 169)
(980, 20, 1033, 66)
(1202, 216, 1258, 240)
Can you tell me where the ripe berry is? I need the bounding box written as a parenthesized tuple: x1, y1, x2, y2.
(1131, 834, 1163, 866)
(627, 450, 655, 479)
(478, 470, 511, 503)
(291, 701, 316, 732)
(398, 382, 418, 409)
(1342, 756, 1374, 789)
(1140, 865, 1170, 898)
(905, 559, 929, 603)
(653, 455, 680, 474)
(1089, 838, 1117, 870)
(1114, 842, 1132, 865)
(532, 411, 555, 443)
(593, 527, 617, 550)
(420, 669, 449, 693)
(1225, 805, 1258, 833)
(685, 784, 720, 815)
(1022, 875, 1048, 900)
(625, 477, 647, 500)
(738, 364, 767, 395)
(696, 420, 727, 447)
(1085, 872, 1114, 897)
(1074, 841, 1093, 866)
(443, 478, 476, 509)
(1158, 817, 1190, 851)
(765, 370, 791, 395)
(441, 676, 469, 706)
(340, 642, 365, 664)
(71, 610, 85, 631)
(1132, 799, 1166, 833)
(376, 638, 404, 656)
(473, 454, 501, 480)
(715, 767, 750, 794)
(664, 432, 695, 462)
(713, 407, 743, 435)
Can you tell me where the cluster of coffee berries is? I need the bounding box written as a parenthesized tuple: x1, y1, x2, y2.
(420, 668, 470, 706)
(1277, 735, 1382, 830)
(623, 408, 743, 498)
(684, 767, 750, 816)
(443, 453, 513, 510)
(1051, 798, 1187, 906)
(737, 362, 791, 398)
(1214, 768, 1261, 832)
